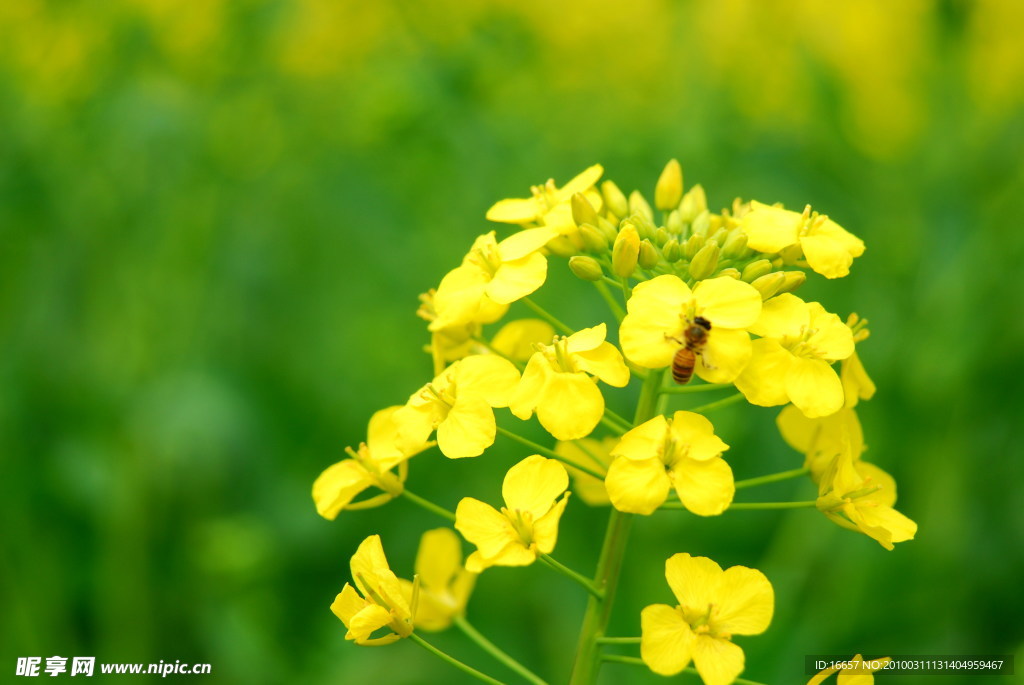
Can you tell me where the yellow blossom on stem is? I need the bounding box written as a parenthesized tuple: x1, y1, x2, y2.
(455, 455, 570, 572)
(605, 412, 733, 515)
(740, 201, 865, 279)
(312, 407, 431, 520)
(641, 553, 774, 685)
(777, 404, 865, 483)
(841, 313, 875, 409)
(816, 441, 917, 550)
(509, 323, 630, 440)
(807, 654, 892, 684)
(554, 436, 617, 506)
(331, 535, 414, 646)
(395, 355, 520, 459)
(619, 274, 762, 383)
(734, 294, 854, 418)
(429, 228, 558, 332)
(398, 528, 475, 632)
(485, 164, 604, 239)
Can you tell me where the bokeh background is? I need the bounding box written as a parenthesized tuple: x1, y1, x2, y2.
(3, 0, 1023, 683)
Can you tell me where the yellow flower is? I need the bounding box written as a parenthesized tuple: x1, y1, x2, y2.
(398, 528, 475, 632)
(489, 319, 555, 362)
(455, 455, 570, 572)
(777, 404, 865, 483)
(330, 535, 414, 646)
(605, 412, 733, 515)
(554, 436, 616, 506)
(619, 275, 762, 384)
(486, 164, 604, 237)
(429, 228, 557, 332)
(807, 654, 892, 684)
(641, 553, 774, 685)
(740, 201, 865, 279)
(841, 313, 875, 409)
(816, 441, 917, 550)
(312, 407, 431, 519)
(395, 355, 520, 459)
(734, 294, 854, 418)
(509, 323, 630, 440)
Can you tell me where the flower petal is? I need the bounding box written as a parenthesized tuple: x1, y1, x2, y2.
(807, 304, 855, 361)
(740, 202, 802, 253)
(786, 357, 844, 418)
(454, 355, 521, 408)
(532, 492, 570, 554)
(346, 604, 394, 643)
(611, 415, 668, 462)
(502, 455, 569, 518)
(486, 197, 540, 223)
(555, 164, 604, 202)
(734, 338, 792, 407)
(669, 411, 729, 461)
(696, 327, 752, 384)
(415, 528, 464, 593)
(640, 604, 695, 676)
(436, 396, 495, 458)
(455, 498, 517, 559)
(331, 583, 367, 626)
(566, 323, 607, 353)
(606, 456, 671, 515)
(801, 233, 855, 279)
(749, 293, 808, 339)
(574, 342, 630, 387)
(498, 227, 559, 261)
(467, 540, 536, 572)
(313, 460, 374, 520)
(841, 351, 875, 408)
(487, 252, 548, 304)
(620, 275, 692, 368)
(509, 353, 548, 420)
(672, 456, 735, 516)
(693, 277, 762, 329)
(665, 553, 723, 609)
(536, 372, 604, 440)
(692, 634, 745, 685)
(714, 566, 774, 636)
(490, 319, 555, 361)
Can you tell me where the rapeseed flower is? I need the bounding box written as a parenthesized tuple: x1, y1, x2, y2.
(455, 455, 570, 572)
(740, 201, 864, 279)
(734, 294, 854, 417)
(399, 528, 475, 631)
(641, 554, 774, 685)
(485, 164, 604, 241)
(331, 535, 414, 645)
(619, 275, 762, 383)
(777, 405, 865, 483)
(313, 407, 430, 519)
(396, 355, 520, 459)
(605, 412, 733, 515)
(489, 319, 555, 362)
(509, 323, 629, 440)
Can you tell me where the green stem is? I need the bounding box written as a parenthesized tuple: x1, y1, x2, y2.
(595, 636, 641, 645)
(401, 489, 456, 522)
(539, 554, 604, 599)
(602, 406, 632, 430)
(410, 633, 507, 685)
(567, 368, 664, 685)
(496, 427, 604, 480)
(728, 500, 818, 510)
(600, 654, 768, 684)
(598, 415, 627, 435)
(522, 297, 574, 336)
(454, 617, 548, 685)
(689, 392, 746, 414)
(618, 276, 632, 303)
(659, 382, 731, 394)
(593, 281, 626, 321)
(735, 467, 810, 490)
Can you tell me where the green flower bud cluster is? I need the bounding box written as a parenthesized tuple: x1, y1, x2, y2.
(564, 160, 810, 298)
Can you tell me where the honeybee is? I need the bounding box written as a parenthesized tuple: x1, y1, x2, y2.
(670, 316, 712, 384)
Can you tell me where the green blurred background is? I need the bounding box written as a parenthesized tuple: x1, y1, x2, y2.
(3, 1, 1023, 683)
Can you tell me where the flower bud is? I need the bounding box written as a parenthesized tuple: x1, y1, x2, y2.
(654, 227, 670, 247)
(638, 239, 661, 270)
(629, 191, 654, 223)
(750, 272, 785, 300)
(688, 241, 720, 280)
(612, 224, 641, 277)
(602, 180, 629, 219)
(597, 216, 619, 242)
(569, 256, 604, 282)
(580, 224, 609, 252)
(663, 238, 681, 262)
(721, 230, 748, 259)
(629, 213, 655, 241)
(691, 210, 711, 238)
(545, 236, 578, 258)
(571, 192, 599, 228)
(718, 267, 741, 279)
(777, 270, 807, 293)
(741, 259, 773, 282)
(683, 233, 705, 259)
(655, 159, 684, 211)
(678, 184, 707, 222)
(666, 209, 683, 235)
(709, 227, 729, 246)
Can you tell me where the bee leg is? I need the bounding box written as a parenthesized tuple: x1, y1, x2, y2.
(663, 334, 684, 345)
(698, 354, 718, 371)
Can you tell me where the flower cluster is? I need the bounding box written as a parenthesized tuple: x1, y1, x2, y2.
(312, 162, 916, 685)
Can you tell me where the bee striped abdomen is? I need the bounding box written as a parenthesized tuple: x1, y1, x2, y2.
(672, 348, 697, 385)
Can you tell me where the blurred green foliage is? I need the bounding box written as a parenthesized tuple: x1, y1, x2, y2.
(2, 0, 1023, 683)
